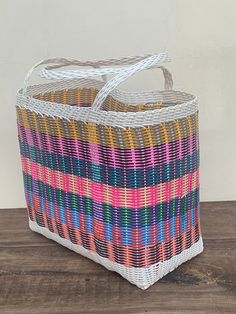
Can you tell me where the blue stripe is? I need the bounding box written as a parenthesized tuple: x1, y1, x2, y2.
(26, 190, 198, 246)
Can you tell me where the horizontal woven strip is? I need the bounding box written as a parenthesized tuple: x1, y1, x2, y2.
(24, 175, 199, 227)
(18, 123, 199, 169)
(16, 108, 198, 149)
(27, 189, 198, 247)
(22, 157, 199, 208)
(20, 142, 199, 188)
(27, 205, 200, 267)
(26, 184, 198, 247)
(16, 91, 198, 128)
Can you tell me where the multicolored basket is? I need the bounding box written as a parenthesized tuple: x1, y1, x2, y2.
(16, 53, 203, 289)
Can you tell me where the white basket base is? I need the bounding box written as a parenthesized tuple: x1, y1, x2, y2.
(29, 219, 203, 290)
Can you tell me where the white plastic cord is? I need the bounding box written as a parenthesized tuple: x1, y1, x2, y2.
(23, 57, 109, 95)
(22, 53, 172, 101)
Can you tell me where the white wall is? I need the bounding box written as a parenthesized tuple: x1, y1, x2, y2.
(0, 0, 235, 208)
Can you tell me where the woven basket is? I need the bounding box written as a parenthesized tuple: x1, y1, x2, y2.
(16, 53, 203, 289)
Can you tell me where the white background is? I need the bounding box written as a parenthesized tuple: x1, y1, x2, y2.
(0, 0, 235, 207)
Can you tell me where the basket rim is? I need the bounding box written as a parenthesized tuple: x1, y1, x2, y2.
(16, 78, 198, 128)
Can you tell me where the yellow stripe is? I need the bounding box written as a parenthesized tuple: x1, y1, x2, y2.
(16, 107, 198, 149)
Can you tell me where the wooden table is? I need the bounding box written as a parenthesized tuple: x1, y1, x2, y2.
(0, 202, 235, 313)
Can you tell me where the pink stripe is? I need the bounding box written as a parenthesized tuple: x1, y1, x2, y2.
(89, 143, 100, 164)
(18, 125, 199, 169)
(22, 157, 199, 209)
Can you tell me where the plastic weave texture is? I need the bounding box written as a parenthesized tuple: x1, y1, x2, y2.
(16, 54, 203, 289)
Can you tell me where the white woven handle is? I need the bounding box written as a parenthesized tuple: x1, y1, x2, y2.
(23, 53, 173, 109)
(23, 57, 109, 95)
(23, 55, 160, 94)
(39, 54, 169, 78)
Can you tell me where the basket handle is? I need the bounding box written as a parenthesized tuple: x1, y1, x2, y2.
(39, 54, 172, 89)
(91, 53, 171, 110)
(23, 57, 109, 95)
(23, 54, 165, 94)
(23, 54, 173, 103)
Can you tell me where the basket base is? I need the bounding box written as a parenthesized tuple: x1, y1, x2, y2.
(29, 219, 203, 289)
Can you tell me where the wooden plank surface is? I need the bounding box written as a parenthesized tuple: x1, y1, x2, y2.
(0, 202, 235, 314)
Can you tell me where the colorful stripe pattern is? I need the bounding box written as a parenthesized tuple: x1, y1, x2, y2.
(16, 88, 201, 269)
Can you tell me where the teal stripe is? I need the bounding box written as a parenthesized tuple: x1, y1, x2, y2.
(23, 172, 199, 228)
(20, 140, 199, 188)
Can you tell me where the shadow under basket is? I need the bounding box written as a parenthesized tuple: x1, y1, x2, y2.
(16, 54, 204, 289)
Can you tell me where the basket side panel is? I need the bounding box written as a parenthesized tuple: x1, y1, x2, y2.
(16, 105, 202, 286)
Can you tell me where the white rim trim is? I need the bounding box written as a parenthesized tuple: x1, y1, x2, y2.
(16, 78, 198, 128)
(29, 220, 204, 290)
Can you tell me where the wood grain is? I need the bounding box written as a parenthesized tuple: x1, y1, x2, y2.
(0, 202, 235, 314)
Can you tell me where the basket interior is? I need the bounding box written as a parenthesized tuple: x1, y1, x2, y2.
(34, 87, 167, 112)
